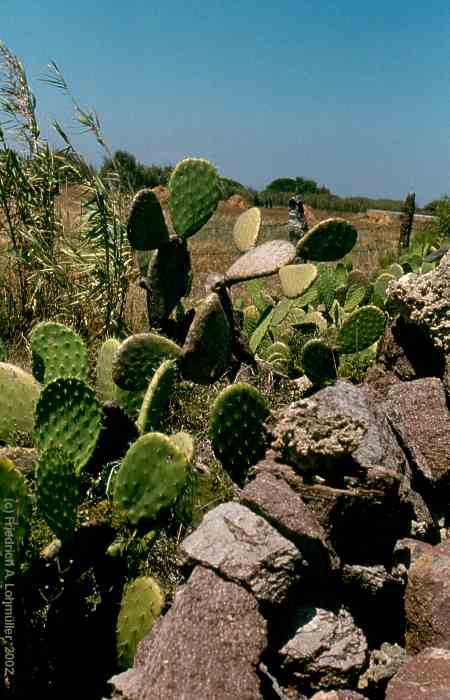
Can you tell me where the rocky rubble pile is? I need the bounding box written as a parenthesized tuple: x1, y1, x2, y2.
(109, 253, 450, 700)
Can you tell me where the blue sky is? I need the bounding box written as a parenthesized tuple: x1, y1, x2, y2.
(1, 0, 450, 204)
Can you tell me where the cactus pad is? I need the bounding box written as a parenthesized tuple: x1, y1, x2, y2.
(116, 576, 165, 669)
(96, 338, 121, 403)
(112, 333, 182, 392)
(168, 158, 221, 238)
(279, 263, 318, 298)
(296, 218, 357, 262)
(144, 237, 192, 326)
(35, 447, 79, 542)
(373, 273, 395, 307)
(232, 207, 262, 252)
(301, 339, 337, 385)
(0, 457, 32, 586)
(170, 432, 195, 462)
(127, 188, 170, 250)
(113, 432, 189, 525)
(386, 262, 404, 279)
(0, 363, 41, 443)
(137, 359, 178, 434)
(34, 377, 103, 474)
(180, 293, 232, 384)
(336, 305, 386, 354)
(30, 321, 88, 384)
(224, 240, 296, 285)
(250, 306, 275, 353)
(209, 383, 269, 485)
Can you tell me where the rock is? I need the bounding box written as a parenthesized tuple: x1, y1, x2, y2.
(385, 250, 450, 353)
(376, 316, 445, 380)
(363, 366, 402, 400)
(109, 566, 267, 700)
(277, 606, 368, 693)
(444, 354, 450, 401)
(391, 538, 434, 581)
(0, 447, 39, 474)
(404, 537, 450, 653)
(384, 378, 450, 496)
(240, 472, 340, 577)
(385, 646, 450, 699)
(309, 692, 368, 700)
(358, 643, 409, 695)
(179, 502, 304, 604)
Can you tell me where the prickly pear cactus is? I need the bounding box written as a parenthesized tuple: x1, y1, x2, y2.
(30, 321, 88, 384)
(279, 263, 318, 298)
(209, 383, 269, 485)
(225, 239, 296, 286)
(136, 359, 178, 434)
(250, 307, 275, 353)
(114, 432, 189, 526)
(112, 333, 182, 392)
(373, 273, 396, 308)
(170, 432, 195, 462)
(116, 576, 165, 669)
(96, 338, 121, 403)
(301, 338, 338, 385)
(296, 218, 358, 262)
(34, 377, 103, 474)
(143, 236, 192, 326)
(35, 447, 79, 542)
(0, 457, 32, 587)
(0, 363, 41, 443)
(127, 188, 170, 250)
(336, 305, 386, 354)
(232, 207, 261, 252)
(168, 158, 221, 238)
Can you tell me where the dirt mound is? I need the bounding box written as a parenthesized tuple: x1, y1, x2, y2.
(366, 212, 395, 225)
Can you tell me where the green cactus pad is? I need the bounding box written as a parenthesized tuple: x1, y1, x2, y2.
(232, 207, 262, 252)
(301, 339, 337, 385)
(30, 321, 88, 384)
(127, 188, 170, 251)
(299, 310, 328, 333)
(344, 283, 367, 312)
(296, 218, 358, 262)
(180, 293, 232, 384)
(112, 333, 182, 392)
(386, 262, 404, 279)
(117, 576, 165, 670)
(334, 262, 348, 286)
(144, 237, 192, 326)
(0, 338, 6, 362)
(168, 158, 221, 238)
(279, 263, 318, 298)
(137, 359, 178, 434)
(250, 306, 275, 353)
(96, 338, 121, 403)
(271, 297, 294, 326)
(292, 283, 320, 308)
(224, 240, 296, 286)
(34, 377, 103, 474)
(316, 266, 337, 312)
(243, 305, 260, 339)
(264, 341, 291, 374)
(209, 383, 269, 485)
(35, 447, 79, 542)
(0, 363, 41, 443)
(114, 432, 189, 525)
(0, 457, 32, 587)
(336, 305, 386, 354)
(373, 273, 396, 307)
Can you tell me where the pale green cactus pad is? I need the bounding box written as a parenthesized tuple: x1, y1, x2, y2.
(116, 576, 165, 670)
(334, 262, 348, 286)
(0, 457, 32, 587)
(316, 266, 337, 312)
(232, 207, 262, 252)
(170, 432, 195, 462)
(296, 218, 357, 262)
(112, 333, 182, 392)
(137, 359, 178, 434)
(336, 305, 386, 354)
(263, 341, 291, 374)
(386, 262, 404, 279)
(35, 447, 79, 542)
(96, 338, 121, 403)
(34, 377, 103, 474)
(373, 273, 396, 307)
(344, 283, 368, 312)
(0, 363, 41, 443)
(292, 283, 320, 308)
(168, 157, 221, 238)
(271, 297, 295, 326)
(114, 432, 189, 525)
(127, 188, 170, 250)
(301, 339, 337, 385)
(180, 293, 232, 384)
(30, 321, 88, 384)
(209, 382, 269, 485)
(279, 263, 318, 298)
(224, 240, 296, 286)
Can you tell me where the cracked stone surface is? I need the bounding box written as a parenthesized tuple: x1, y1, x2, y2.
(179, 502, 303, 604)
(385, 647, 450, 699)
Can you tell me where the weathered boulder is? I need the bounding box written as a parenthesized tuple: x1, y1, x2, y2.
(357, 642, 409, 696)
(310, 692, 368, 700)
(363, 366, 402, 400)
(385, 647, 450, 699)
(179, 502, 304, 604)
(376, 316, 445, 380)
(404, 537, 450, 653)
(385, 250, 450, 352)
(277, 606, 368, 694)
(109, 566, 267, 700)
(384, 377, 450, 497)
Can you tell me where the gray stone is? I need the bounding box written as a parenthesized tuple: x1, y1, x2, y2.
(109, 566, 267, 700)
(386, 250, 450, 352)
(0, 447, 39, 474)
(385, 647, 450, 699)
(240, 472, 340, 576)
(358, 643, 409, 694)
(278, 606, 368, 693)
(179, 502, 303, 604)
(385, 377, 450, 492)
(309, 692, 368, 700)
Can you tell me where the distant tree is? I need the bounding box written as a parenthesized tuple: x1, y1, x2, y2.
(99, 150, 173, 192)
(266, 176, 330, 196)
